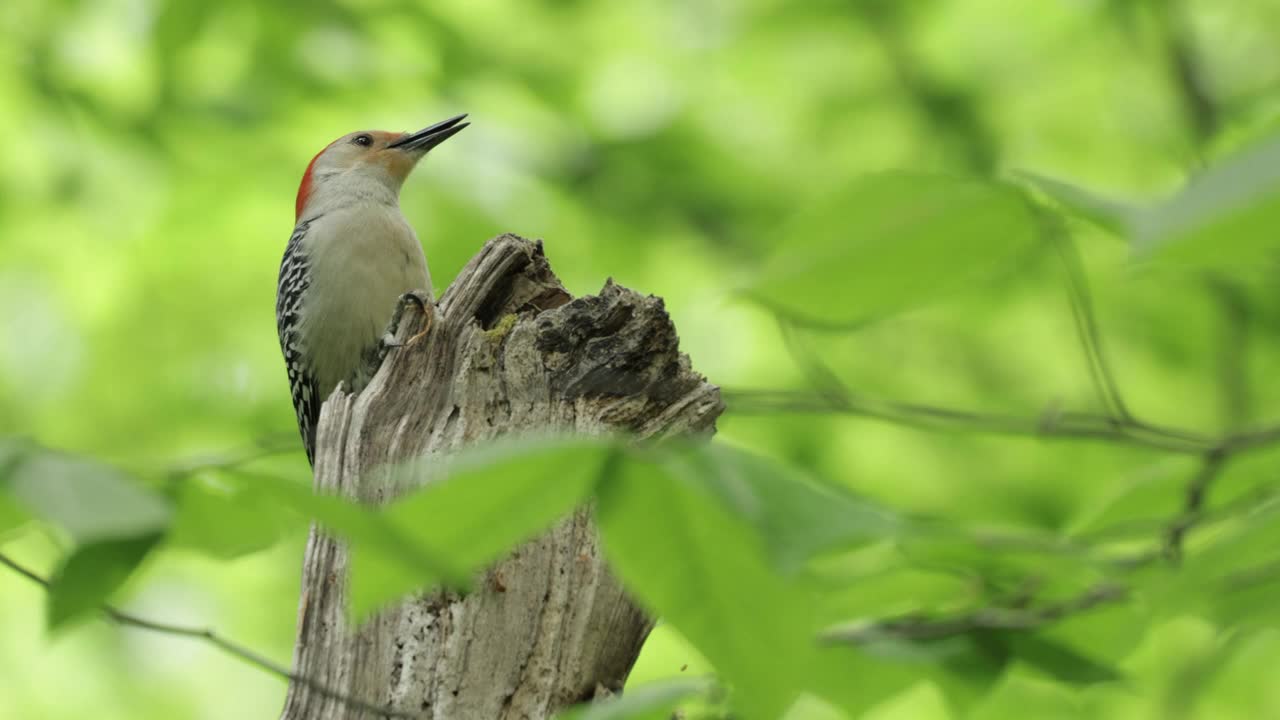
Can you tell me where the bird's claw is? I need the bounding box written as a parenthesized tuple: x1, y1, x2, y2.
(380, 290, 435, 360)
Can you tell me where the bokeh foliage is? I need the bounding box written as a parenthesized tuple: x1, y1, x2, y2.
(3, 0, 1280, 718)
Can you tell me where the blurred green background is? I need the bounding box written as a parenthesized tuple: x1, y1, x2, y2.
(2, 0, 1280, 717)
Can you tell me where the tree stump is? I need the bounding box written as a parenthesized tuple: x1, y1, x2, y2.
(279, 235, 724, 720)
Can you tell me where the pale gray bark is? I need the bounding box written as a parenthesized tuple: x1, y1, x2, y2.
(279, 235, 724, 720)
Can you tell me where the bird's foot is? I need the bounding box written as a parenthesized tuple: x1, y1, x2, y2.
(380, 290, 435, 359)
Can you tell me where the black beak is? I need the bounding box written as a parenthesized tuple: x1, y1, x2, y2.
(387, 114, 469, 152)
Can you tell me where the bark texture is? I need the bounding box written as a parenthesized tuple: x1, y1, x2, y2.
(279, 235, 724, 720)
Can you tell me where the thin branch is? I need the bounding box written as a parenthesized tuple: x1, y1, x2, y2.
(1221, 425, 1280, 453)
(726, 389, 1280, 461)
(724, 389, 1214, 453)
(165, 435, 300, 482)
(1164, 449, 1231, 560)
(0, 553, 416, 720)
(821, 583, 1128, 644)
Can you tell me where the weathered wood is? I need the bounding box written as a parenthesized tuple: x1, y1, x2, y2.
(280, 235, 724, 720)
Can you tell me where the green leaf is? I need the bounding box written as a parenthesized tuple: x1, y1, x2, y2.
(1133, 134, 1280, 264)
(1018, 136, 1280, 269)
(0, 490, 31, 538)
(0, 438, 33, 537)
(350, 437, 609, 618)
(1004, 632, 1124, 686)
(812, 630, 1008, 714)
(664, 444, 900, 572)
(601, 449, 923, 716)
(0, 436, 31, 475)
(814, 558, 974, 623)
(166, 477, 300, 559)
(245, 471, 470, 596)
(7, 447, 171, 543)
(1066, 459, 1188, 538)
(781, 694, 852, 720)
(741, 172, 1041, 328)
(1211, 563, 1280, 629)
(1144, 499, 1280, 628)
(1016, 171, 1135, 235)
(46, 533, 161, 631)
(1033, 600, 1147, 675)
(597, 452, 816, 719)
(555, 678, 714, 720)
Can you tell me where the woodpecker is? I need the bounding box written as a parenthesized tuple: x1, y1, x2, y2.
(276, 114, 468, 464)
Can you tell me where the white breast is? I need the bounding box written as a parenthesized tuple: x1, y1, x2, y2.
(298, 203, 432, 398)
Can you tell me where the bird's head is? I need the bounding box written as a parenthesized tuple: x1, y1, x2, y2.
(295, 113, 468, 221)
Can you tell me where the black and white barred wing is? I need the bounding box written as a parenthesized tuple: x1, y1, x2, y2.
(276, 221, 320, 464)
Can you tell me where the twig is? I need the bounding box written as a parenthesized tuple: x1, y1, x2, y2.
(0, 553, 416, 720)
(1164, 449, 1230, 560)
(165, 435, 300, 481)
(726, 389, 1280, 459)
(1220, 425, 1280, 453)
(723, 389, 1214, 453)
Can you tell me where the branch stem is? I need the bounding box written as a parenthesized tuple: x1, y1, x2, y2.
(0, 553, 416, 720)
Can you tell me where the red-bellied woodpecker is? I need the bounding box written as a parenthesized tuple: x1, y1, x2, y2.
(276, 114, 468, 464)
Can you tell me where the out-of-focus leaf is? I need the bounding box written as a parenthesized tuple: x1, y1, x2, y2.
(814, 558, 973, 623)
(350, 437, 609, 619)
(0, 439, 32, 537)
(1134, 134, 1280, 264)
(1144, 498, 1280, 628)
(6, 447, 171, 543)
(741, 172, 1041, 328)
(853, 632, 1011, 712)
(555, 678, 714, 720)
(833, 623, 1120, 708)
(597, 453, 816, 719)
(166, 477, 300, 559)
(1211, 562, 1280, 628)
(965, 664, 1100, 720)
(1017, 171, 1136, 236)
(0, 491, 31, 538)
(1066, 459, 1188, 539)
(1020, 137, 1280, 269)
(781, 694, 852, 720)
(46, 533, 161, 632)
(1034, 600, 1148, 674)
(246, 471, 470, 597)
(0, 437, 30, 474)
(1004, 633, 1124, 686)
(671, 444, 902, 571)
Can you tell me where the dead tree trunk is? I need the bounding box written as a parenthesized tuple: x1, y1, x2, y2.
(279, 235, 724, 720)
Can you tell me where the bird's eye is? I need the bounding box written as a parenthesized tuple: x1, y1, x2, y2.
(352, 134, 373, 147)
